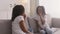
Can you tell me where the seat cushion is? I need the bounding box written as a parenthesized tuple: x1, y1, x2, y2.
(51, 28, 60, 34)
(54, 28, 60, 34)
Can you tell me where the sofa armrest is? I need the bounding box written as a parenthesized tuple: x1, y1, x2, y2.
(52, 18, 60, 28)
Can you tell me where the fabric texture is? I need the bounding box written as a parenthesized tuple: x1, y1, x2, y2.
(32, 14, 51, 29)
(12, 16, 26, 34)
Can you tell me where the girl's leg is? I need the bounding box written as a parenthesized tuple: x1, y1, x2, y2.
(45, 28, 53, 34)
(40, 30, 46, 34)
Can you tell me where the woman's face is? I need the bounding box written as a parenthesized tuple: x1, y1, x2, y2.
(37, 7, 43, 15)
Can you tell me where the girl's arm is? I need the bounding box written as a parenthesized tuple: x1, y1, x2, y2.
(19, 20, 33, 34)
(19, 20, 29, 33)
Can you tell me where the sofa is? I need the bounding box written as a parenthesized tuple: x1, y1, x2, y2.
(0, 18, 60, 34)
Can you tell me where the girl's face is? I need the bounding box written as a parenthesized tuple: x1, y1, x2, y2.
(37, 7, 43, 15)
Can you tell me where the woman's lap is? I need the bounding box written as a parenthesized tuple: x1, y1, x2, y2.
(45, 28, 53, 34)
(39, 28, 53, 34)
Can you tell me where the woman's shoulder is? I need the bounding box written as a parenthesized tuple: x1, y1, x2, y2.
(45, 14, 51, 18)
(32, 14, 40, 21)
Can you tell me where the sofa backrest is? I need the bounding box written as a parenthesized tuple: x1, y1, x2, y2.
(27, 17, 39, 33)
(0, 20, 12, 34)
(0, 18, 38, 34)
(52, 18, 60, 28)
(0, 14, 52, 34)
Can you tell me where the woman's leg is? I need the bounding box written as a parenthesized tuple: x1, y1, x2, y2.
(45, 28, 53, 34)
(40, 30, 46, 34)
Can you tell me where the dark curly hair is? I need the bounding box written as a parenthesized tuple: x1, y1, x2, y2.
(11, 5, 25, 21)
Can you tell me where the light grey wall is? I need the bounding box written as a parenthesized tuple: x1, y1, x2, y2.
(0, 0, 18, 19)
(39, 0, 60, 18)
(0, 0, 30, 19)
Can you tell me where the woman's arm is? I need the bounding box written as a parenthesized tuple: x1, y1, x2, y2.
(40, 16, 45, 25)
(33, 18, 44, 30)
(37, 21, 45, 30)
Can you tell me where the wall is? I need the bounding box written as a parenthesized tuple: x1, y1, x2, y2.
(30, 0, 39, 16)
(0, 0, 30, 19)
(16, 0, 30, 16)
(0, 0, 15, 19)
(39, 0, 60, 18)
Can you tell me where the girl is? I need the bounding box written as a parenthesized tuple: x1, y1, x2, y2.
(11, 5, 33, 34)
(33, 6, 53, 34)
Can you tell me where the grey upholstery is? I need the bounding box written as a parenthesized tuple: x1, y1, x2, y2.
(27, 17, 60, 34)
(0, 20, 12, 34)
(27, 17, 39, 33)
(0, 18, 60, 34)
(52, 18, 60, 28)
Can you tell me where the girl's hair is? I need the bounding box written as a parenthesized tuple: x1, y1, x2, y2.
(36, 6, 46, 15)
(11, 5, 25, 21)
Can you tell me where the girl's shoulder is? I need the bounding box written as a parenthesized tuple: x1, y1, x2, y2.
(16, 15, 23, 19)
(14, 16, 24, 22)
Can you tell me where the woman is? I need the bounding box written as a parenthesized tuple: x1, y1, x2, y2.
(11, 5, 33, 34)
(33, 6, 53, 34)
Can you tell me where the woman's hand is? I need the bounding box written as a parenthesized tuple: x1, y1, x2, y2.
(39, 13, 45, 24)
(40, 16, 45, 25)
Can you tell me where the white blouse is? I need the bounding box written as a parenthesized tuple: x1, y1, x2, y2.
(12, 16, 26, 34)
(32, 14, 50, 29)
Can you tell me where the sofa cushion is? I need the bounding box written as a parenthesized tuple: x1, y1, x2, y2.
(52, 18, 60, 28)
(0, 20, 12, 34)
(54, 28, 60, 34)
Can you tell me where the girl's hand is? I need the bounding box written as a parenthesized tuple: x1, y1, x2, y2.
(23, 14, 26, 19)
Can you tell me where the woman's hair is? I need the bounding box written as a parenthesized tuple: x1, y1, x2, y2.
(36, 6, 46, 15)
(11, 5, 25, 21)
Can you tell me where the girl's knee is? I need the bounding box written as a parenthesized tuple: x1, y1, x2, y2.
(40, 30, 46, 34)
